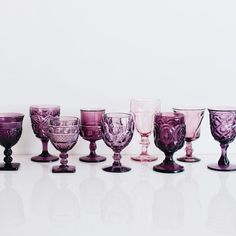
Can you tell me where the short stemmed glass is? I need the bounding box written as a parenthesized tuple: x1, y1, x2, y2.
(30, 105, 60, 162)
(153, 112, 186, 173)
(208, 107, 236, 171)
(101, 113, 134, 173)
(130, 99, 161, 162)
(0, 113, 24, 170)
(47, 116, 80, 173)
(79, 109, 106, 162)
(173, 107, 205, 162)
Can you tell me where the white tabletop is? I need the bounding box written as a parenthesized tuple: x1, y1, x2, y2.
(0, 153, 236, 236)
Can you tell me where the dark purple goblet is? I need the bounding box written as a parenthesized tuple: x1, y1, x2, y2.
(79, 109, 106, 163)
(208, 107, 236, 171)
(47, 116, 79, 173)
(0, 113, 24, 171)
(30, 105, 60, 162)
(101, 113, 134, 173)
(153, 112, 186, 173)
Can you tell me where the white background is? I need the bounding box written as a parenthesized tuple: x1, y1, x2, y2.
(0, 0, 236, 156)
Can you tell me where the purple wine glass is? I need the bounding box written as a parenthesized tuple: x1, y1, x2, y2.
(30, 105, 60, 162)
(101, 113, 134, 173)
(208, 107, 236, 171)
(153, 112, 186, 173)
(173, 107, 205, 162)
(79, 109, 106, 162)
(0, 113, 24, 171)
(47, 116, 80, 173)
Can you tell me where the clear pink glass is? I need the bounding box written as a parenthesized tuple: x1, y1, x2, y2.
(130, 99, 161, 162)
(173, 107, 205, 162)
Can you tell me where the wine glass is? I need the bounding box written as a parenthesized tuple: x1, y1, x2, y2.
(173, 107, 205, 162)
(30, 105, 60, 162)
(208, 107, 236, 171)
(101, 113, 134, 173)
(153, 112, 186, 173)
(47, 116, 79, 173)
(130, 99, 161, 162)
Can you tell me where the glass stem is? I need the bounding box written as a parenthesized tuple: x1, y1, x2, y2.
(140, 135, 150, 156)
(218, 143, 229, 167)
(185, 141, 193, 159)
(41, 139, 50, 157)
(164, 153, 174, 165)
(3, 148, 13, 166)
(60, 152, 68, 168)
(89, 141, 97, 157)
(112, 152, 122, 168)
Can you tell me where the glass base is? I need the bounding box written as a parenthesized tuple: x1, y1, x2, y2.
(177, 156, 200, 163)
(153, 161, 184, 173)
(207, 163, 236, 171)
(79, 155, 106, 163)
(0, 163, 20, 171)
(103, 165, 131, 173)
(131, 154, 157, 162)
(52, 165, 76, 173)
(31, 154, 59, 162)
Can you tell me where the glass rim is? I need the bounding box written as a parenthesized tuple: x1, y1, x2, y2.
(104, 112, 132, 118)
(51, 116, 79, 121)
(130, 98, 161, 103)
(0, 112, 25, 118)
(80, 108, 105, 112)
(208, 106, 236, 112)
(155, 112, 184, 118)
(173, 107, 205, 111)
(30, 105, 60, 109)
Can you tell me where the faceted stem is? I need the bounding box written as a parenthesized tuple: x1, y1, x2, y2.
(41, 139, 50, 157)
(185, 141, 193, 158)
(112, 152, 122, 169)
(140, 135, 150, 156)
(89, 141, 97, 157)
(3, 148, 13, 166)
(218, 143, 229, 167)
(60, 152, 68, 168)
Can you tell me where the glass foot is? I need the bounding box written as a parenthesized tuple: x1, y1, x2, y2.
(153, 161, 184, 173)
(52, 165, 76, 173)
(131, 154, 157, 162)
(103, 165, 131, 173)
(207, 163, 236, 171)
(0, 163, 20, 171)
(177, 156, 200, 163)
(79, 155, 106, 163)
(31, 154, 59, 162)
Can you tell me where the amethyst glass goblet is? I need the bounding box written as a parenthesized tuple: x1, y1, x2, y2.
(101, 113, 134, 173)
(47, 116, 79, 173)
(0, 113, 24, 171)
(79, 109, 106, 163)
(208, 107, 236, 171)
(153, 112, 186, 173)
(30, 105, 60, 162)
(173, 107, 205, 163)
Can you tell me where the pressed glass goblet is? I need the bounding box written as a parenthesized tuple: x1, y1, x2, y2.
(47, 116, 79, 173)
(30, 105, 60, 162)
(101, 113, 134, 173)
(130, 99, 161, 162)
(79, 109, 106, 162)
(153, 112, 186, 173)
(173, 107, 205, 162)
(0, 113, 24, 170)
(208, 107, 236, 171)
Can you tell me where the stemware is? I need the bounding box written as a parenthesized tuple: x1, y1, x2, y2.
(0, 113, 24, 170)
(208, 107, 236, 171)
(153, 112, 186, 173)
(79, 109, 106, 162)
(130, 99, 161, 162)
(101, 113, 134, 173)
(30, 105, 60, 162)
(173, 107, 205, 162)
(47, 116, 79, 173)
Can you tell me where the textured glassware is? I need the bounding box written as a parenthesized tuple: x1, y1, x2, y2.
(101, 113, 134, 173)
(208, 107, 236, 171)
(47, 116, 79, 173)
(30, 105, 60, 162)
(153, 112, 186, 173)
(79, 109, 106, 162)
(130, 99, 161, 162)
(0, 113, 24, 170)
(173, 107, 205, 162)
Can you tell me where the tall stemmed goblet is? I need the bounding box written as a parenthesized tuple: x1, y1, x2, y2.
(47, 116, 80, 173)
(101, 113, 134, 173)
(0, 113, 24, 170)
(30, 105, 60, 162)
(208, 107, 236, 171)
(173, 107, 205, 162)
(79, 109, 106, 162)
(130, 99, 161, 162)
(153, 112, 186, 173)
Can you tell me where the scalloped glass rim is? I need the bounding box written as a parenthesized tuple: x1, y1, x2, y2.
(208, 106, 236, 112)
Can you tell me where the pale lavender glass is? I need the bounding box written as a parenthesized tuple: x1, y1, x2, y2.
(101, 113, 134, 173)
(153, 112, 186, 173)
(30, 105, 60, 162)
(79, 109, 106, 162)
(47, 116, 79, 173)
(0, 113, 24, 170)
(208, 107, 236, 171)
(130, 99, 161, 162)
(173, 107, 205, 163)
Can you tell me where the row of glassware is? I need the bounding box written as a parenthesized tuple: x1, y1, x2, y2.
(0, 100, 234, 173)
